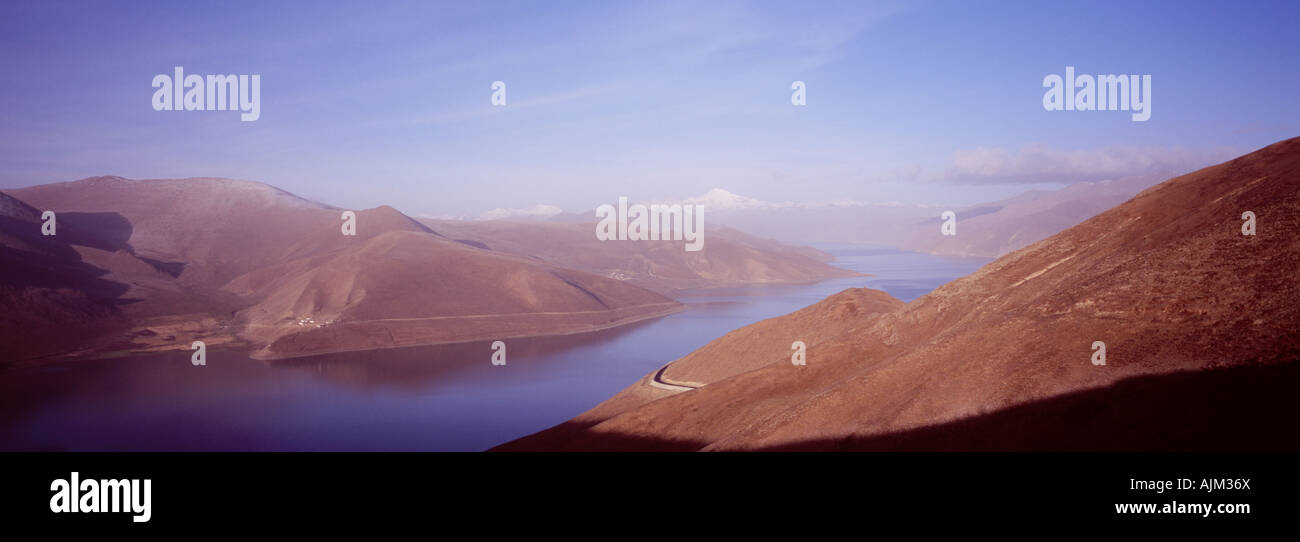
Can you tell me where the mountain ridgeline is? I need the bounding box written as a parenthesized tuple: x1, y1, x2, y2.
(0, 176, 857, 363)
(499, 136, 1300, 452)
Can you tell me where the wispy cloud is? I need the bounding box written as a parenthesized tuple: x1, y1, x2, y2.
(944, 144, 1241, 185)
(418, 85, 613, 126)
(423, 203, 564, 221)
(478, 203, 563, 220)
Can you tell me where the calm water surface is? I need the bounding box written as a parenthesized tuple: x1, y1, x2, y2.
(0, 246, 986, 451)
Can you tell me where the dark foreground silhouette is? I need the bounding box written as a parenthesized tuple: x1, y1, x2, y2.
(496, 360, 1300, 451)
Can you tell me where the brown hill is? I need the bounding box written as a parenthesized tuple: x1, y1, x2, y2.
(4, 177, 681, 361)
(0, 191, 132, 361)
(420, 219, 861, 294)
(9, 177, 434, 288)
(228, 230, 680, 359)
(499, 136, 1300, 451)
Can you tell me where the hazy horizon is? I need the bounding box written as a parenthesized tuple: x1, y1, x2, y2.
(2, 0, 1296, 217)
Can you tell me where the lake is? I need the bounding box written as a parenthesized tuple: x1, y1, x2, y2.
(0, 245, 987, 451)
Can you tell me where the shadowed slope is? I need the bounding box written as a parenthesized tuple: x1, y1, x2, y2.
(5, 177, 683, 361)
(9, 177, 432, 288)
(0, 191, 134, 361)
(502, 136, 1300, 451)
(500, 361, 1300, 451)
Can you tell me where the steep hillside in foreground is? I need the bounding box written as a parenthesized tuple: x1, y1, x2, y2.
(420, 219, 862, 294)
(500, 136, 1300, 451)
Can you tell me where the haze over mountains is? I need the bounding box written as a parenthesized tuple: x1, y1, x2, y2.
(0, 154, 1222, 365)
(898, 172, 1176, 258)
(0, 175, 862, 362)
(659, 173, 1176, 259)
(423, 218, 859, 295)
(458, 167, 1179, 260)
(0, 175, 855, 363)
(500, 137, 1300, 452)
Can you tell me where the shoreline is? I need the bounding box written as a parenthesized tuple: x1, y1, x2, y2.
(2, 303, 688, 368)
(246, 301, 686, 361)
(250, 302, 688, 361)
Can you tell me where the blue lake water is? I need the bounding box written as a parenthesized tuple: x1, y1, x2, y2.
(0, 245, 987, 451)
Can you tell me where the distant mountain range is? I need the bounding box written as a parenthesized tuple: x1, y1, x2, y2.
(421, 218, 859, 295)
(1, 176, 854, 363)
(896, 172, 1175, 258)
(499, 136, 1300, 451)
(667, 176, 1177, 258)
(456, 172, 1178, 260)
(0, 154, 1217, 363)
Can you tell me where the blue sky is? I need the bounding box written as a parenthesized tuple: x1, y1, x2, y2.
(1, 0, 1296, 216)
